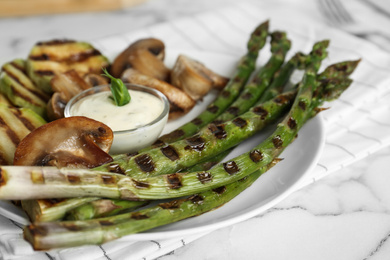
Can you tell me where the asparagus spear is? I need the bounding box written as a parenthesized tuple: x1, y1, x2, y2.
(23, 43, 361, 251)
(154, 21, 269, 145)
(0, 40, 329, 201)
(212, 31, 291, 124)
(65, 150, 230, 221)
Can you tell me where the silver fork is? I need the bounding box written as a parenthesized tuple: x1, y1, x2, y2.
(319, 0, 390, 51)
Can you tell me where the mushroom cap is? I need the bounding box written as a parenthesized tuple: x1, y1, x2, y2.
(14, 116, 114, 168)
(110, 38, 169, 80)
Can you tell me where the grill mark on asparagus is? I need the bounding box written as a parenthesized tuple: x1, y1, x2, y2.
(241, 92, 252, 100)
(191, 118, 203, 126)
(67, 174, 81, 184)
(99, 220, 115, 226)
(221, 90, 231, 98)
(208, 124, 227, 139)
(213, 186, 227, 194)
(232, 117, 247, 128)
(131, 212, 149, 220)
(132, 179, 150, 189)
(207, 105, 219, 114)
(298, 100, 306, 110)
(250, 149, 264, 162)
(135, 154, 155, 172)
(223, 161, 239, 175)
(272, 135, 283, 148)
(227, 106, 239, 116)
(34, 70, 55, 76)
(252, 106, 268, 119)
(27, 225, 48, 236)
(184, 136, 206, 151)
(107, 163, 125, 174)
(166, 173, 182, 189)
(161, 145, 179, 161)
(189, 194, 204, 204)
(197, 172, 213, 184)
(101, 175, 117, 185)
(288, 117, 297, 129)
(159, 200, 182, 209)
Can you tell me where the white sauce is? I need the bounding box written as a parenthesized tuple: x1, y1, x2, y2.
(70, 89, 168, 154)
(70, 90, 163, 131)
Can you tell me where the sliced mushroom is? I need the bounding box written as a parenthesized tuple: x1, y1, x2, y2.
(14, 116, 113, 168)
(170, 54, 229, 100)
(111, 38, 170, 81)
(47, 70, 92, 121)
(122, 68, 196, 120)
(83, 73, 109, 87)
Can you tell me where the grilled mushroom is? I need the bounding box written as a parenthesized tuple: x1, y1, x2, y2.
(13, 116, 113, 168)
(46, 70, 92, 120)
(122, 68, 196, 120)
(83, 73, 109, 87)
(170, 54, 229, 100)
(110, 38, 170, 81)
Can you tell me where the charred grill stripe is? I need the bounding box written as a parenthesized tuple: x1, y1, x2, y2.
(36, 39, 76, 46)
(166, 173, 182, 189)
(250, 149, 264, 162)
(223, 161, 239, 175)
(107, 163, 125, 174)
(241, 92, 253, 100)
(298, 100, 306, 110)
(287, 117, 297, 130)
(29, 49, 101, 63)
(189, 194, 204, 204)
(227, 106, 239, 116)
(10, 110, 36, 131)
(161, 145, 180, 161)
(191, 117, 203, 126)
(67, 174, 81, 184)
(208, 124, 227, 139)
(253, 106, 269, 119)
(164, 129, 185, 140)
(131, 212, 149, 220)
(212, 186, 227, 194)
(132, 179, 150, 189)
(207, 105, 219, 114)
(135, 154, 155, 172)
(101, 175, 116, 185)
(3, 75, 44, 106)
(221, 90, 231, 98)
(272, 135, 283, 148)
(0, 116, 20, 146)
(232, 117, 247, 128)
(159, 200, 182, 209)
(99, 220, 115, 226)
(197, 172, 212, 184)
(10, 61, 27, 74)
(0, 168, 6, 186)
(27, 225, 49, 236)
(184, 136, 206, 151)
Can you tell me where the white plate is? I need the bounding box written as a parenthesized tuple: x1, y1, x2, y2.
(0, 50, 325, 241)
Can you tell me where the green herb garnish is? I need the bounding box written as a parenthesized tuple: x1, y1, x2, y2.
(101, 68, 131, 106)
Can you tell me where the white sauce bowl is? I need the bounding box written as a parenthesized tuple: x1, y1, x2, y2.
(64, 84, 169, 155)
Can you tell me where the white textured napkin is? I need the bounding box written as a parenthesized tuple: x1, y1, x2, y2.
(1, 1, 390, 259)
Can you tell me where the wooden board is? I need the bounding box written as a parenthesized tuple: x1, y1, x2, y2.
(0, 0, 147, 17)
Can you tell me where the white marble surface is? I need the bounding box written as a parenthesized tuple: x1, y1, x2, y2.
(1, 0, 390, 259)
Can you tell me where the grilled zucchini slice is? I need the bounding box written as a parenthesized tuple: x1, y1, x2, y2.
(0, 59, 49, 118)
(26, 39, 110, 93)
(0, 104, 46, 165)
